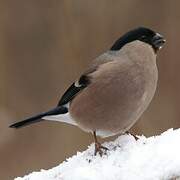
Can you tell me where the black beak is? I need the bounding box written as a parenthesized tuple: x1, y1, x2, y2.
(152, 33, 166, 51)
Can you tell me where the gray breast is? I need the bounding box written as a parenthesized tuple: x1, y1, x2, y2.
(69, 43, 158, 137)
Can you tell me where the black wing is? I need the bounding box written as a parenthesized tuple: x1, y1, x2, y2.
(10, 75, 91, 129)
(58, 75, 91, 106)
(9, 73, 92, 129)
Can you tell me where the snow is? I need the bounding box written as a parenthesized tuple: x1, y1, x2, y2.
(15, 128, 180, 180)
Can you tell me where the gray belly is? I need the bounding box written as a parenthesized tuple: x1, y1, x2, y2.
(69, 63, 158, 137)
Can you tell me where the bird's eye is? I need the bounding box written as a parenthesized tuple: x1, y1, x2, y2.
(140, 35, 146, 40)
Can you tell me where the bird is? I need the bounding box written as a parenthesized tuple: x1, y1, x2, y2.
(10, 27, 165, 156)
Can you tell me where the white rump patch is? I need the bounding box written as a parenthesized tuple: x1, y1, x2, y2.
(43, 112, 77, 126)
(96, 129, 118, 138)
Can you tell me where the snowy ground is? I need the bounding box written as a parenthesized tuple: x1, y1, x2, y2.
(15, 128, 180, 180)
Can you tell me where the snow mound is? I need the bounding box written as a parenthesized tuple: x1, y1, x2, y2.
(15, 128, 180, 180)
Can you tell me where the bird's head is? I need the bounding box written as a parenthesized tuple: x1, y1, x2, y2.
(110, 27, 166, 53)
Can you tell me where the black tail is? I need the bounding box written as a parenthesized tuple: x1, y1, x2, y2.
(9, 106, 68, 128)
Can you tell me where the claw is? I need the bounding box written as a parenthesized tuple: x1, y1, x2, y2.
(94, 142, 108, 156)
(93, 131, 109, 156)
(126, 131, 139, 140)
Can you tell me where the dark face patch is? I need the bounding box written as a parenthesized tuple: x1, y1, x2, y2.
(110, 27, 165, 52)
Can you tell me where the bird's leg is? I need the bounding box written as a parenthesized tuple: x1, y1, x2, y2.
(93, 131, 108, 156)
(126, 131, 139, 140)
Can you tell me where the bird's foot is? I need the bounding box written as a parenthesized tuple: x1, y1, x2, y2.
(94, 142, 108, 156)
(126, 131, 139, 140)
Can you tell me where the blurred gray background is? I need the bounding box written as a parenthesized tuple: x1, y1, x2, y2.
(0, 1, 179, 179)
